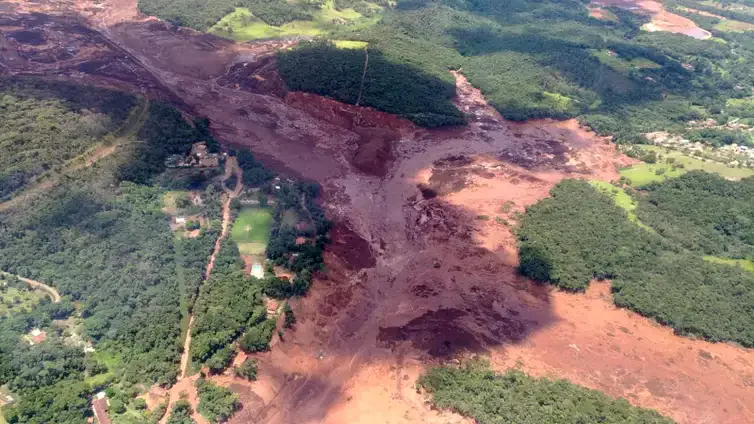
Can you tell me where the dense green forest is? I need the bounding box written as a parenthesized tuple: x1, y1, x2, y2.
(518, 174, 754, 346)
(138, 0, 318, 30)
(419, 360, 674, 424)
(0, 78, 222, 423)
(188, 239, 269, 370)
(137, 0, 754, 141)
(274, 0, 754, 138)
(0, 78, 136, 200)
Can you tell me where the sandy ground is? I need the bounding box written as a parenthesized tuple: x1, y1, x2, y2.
(1, 1, 753, 423)
(592, 0, 712, 39)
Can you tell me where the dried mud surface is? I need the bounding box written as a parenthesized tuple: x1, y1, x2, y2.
(593, 0, 712, 39)
(1, 1, 752, 424)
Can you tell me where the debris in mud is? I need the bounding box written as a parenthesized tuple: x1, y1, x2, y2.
(326, 222, 376, 270)
(377, 309, 491, 357)
(217, 55, 286, 97)
(497, 137, 570, 170)
(7, 29, 45, 45)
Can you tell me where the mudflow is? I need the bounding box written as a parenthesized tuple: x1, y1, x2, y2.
(1, 1, 753, 423)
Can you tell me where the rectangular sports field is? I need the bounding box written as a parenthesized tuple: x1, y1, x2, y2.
(231, 207, 273, 255)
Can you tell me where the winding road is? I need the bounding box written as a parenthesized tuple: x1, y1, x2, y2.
(0, 271, 61, 303)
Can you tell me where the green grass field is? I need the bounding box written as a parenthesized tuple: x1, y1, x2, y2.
(704, 256, 754, 273)
(589, 181, 653, 231)
(620, 145, 754, 187)
(333, 40, 369, 49)
(232, 207, 273, 255)
(83, 349, 121, 388)
(715, 18, 754, 32)
(209, 1, 381, 41)
(0, 287, 46, 317)
(592, 49, 661, 74)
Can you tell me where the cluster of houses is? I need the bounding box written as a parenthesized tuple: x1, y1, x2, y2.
(646, 131, 754, 169)
(165, 142, 222, 168)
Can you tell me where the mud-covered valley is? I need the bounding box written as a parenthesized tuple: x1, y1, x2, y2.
(1, 1, 753, 423)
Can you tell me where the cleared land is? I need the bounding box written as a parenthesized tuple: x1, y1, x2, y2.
(619, 145, 754, 186)
(0, 287, 46, 317)
(704, 256, 754, 273)
(209, 3, 380, 41)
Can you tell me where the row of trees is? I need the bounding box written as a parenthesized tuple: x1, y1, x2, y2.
(419, 360, 674, 423)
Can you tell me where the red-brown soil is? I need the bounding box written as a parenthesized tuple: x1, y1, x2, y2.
(593, 0, 712, 39)
(2, 2, 753, 424)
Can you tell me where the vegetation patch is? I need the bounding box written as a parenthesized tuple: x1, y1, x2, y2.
(277, 40, 465, 127)
(588, 181, 651, 230)
(0, 77, 228, 424)
(704, 256, 754, 273)
(231, 207, 273, 247)
(419, 360, 674, 424)
(0, 77, 136, 200)
(210, 3, 379, 41)
(619, 145, 754, 187)
(196, 379, 239, 423)
(518, 176, 754, 347)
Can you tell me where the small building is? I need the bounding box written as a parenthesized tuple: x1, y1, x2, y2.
(175, 217, 186, 225)
(92, 393, 111, 424)
(27, 328, 47, 345)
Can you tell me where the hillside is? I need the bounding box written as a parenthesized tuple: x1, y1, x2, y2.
(2, 0, 754, 424)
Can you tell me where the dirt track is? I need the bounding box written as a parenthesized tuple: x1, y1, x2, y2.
(593, 0, 712, 39)
(158, 157, 243, 424)
(0, 271, 61, 303)
(1, 1, 753, 423)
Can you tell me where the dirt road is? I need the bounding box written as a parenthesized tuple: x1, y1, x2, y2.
(1, 2, 752, 423)
(159, 157, 242, 424)
(0, 271, 61, 303)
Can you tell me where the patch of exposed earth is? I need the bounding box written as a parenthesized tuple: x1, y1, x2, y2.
(2, 1, 753, 424)
(592, 0, 712, 39)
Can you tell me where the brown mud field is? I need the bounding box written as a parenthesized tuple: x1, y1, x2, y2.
(2, 1, 753, 423)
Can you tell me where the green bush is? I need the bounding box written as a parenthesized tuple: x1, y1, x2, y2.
(196, 379, 239, 423)
(235, 359, 258, 381)
(239, 319, 276, 352)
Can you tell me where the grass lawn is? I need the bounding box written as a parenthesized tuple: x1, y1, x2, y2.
(232, 207, 272, 256)
(704, 256, 754, 273)
(592, 49, 661, 74)
(589, 181, 653, 231)
(232, 208, 273, 243)
(333, 40, 369, 49)
(83, 350, 122, 388)
(0, 287, 46, 316)
(210, 1, 381, 41)
(715, 19, 754, 32)
(619, 145, 754, 187)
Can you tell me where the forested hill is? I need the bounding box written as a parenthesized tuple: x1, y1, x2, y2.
(139, 0, 754, 142)
(0, 77, 224, 424)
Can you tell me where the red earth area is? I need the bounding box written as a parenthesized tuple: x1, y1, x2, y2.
(591, 0, 712, 39)
(1, 1, 753, 423)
